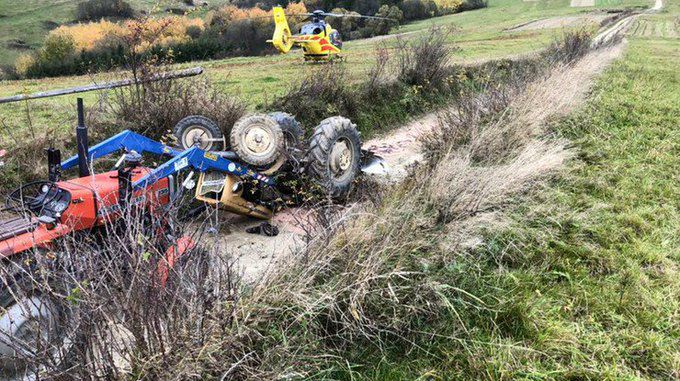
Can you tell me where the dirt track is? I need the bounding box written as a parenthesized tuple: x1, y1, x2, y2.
(211, 1, 661, 281)
(507, 14, 610, 31)
(592, 0, 663, 45)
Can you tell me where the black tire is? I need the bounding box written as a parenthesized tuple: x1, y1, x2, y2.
(230, 114, 284, 167)
(173, 115, 224, 151)
(306, 116, 361, 199)
(0, 268, 67, 380)
(268, 112, 304, 150)
(259, 112, 305, 175)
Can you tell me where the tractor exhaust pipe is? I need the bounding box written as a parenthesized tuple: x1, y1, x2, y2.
(76, 98, 90, 177)
(47, 148, 61, 182)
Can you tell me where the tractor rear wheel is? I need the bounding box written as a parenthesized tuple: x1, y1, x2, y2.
(260, 112, 305, 175)
(174, 115, 224, 151)
(230, 114, 284, 167)
(269, 112, 304, 150)
(306, 117, 361, 199)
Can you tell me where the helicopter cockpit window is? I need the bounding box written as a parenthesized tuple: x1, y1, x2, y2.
(330, 31, 343, 49)
(300, 23, 325, 36)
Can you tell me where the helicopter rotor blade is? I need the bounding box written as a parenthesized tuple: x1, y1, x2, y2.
(236, 13, 313, 21)
(321, 13, 397, 21)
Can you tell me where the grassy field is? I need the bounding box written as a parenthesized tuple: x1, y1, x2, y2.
(335, 12, 679, 380)
(0, 0, 652, 143)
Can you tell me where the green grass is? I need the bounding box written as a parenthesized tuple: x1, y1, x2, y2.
(332, 22, 679, 381)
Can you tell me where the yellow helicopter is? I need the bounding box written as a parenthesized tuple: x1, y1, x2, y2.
(269, 6, 395, 62)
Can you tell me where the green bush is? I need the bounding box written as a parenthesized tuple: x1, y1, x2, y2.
(400, 0, 439, 21)
(328, 5, 403, 40)
(75, 0, 134, 21)
(459, 0, 488, 11)
(363, 5, 404, 37)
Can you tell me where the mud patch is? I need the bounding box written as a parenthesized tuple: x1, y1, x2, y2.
(364, 113, 439, 180)
(507, 14, 609, 31)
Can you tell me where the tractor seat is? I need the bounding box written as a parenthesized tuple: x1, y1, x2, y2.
(0, 216, 39, 241)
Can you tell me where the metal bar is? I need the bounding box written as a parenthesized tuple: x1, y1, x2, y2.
(0, 67, 204, 104)
(76, 98, 90, 177)
(61, 130, 181, 171)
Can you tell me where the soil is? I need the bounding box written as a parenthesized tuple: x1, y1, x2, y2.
(507, 14, 610, 31)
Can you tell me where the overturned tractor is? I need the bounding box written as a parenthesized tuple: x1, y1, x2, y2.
(0, 98, 380, 378)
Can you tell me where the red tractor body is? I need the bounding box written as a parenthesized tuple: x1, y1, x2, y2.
(0, 168, 171, 258)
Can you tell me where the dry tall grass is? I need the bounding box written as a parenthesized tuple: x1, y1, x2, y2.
(146, 33, 613, 379)
(0, 201, 237, 379)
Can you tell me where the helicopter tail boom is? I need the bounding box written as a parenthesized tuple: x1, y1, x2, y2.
(271, 6, 294, 53)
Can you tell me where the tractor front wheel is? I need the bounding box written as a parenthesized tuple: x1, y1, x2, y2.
(306, 117, 361, 199)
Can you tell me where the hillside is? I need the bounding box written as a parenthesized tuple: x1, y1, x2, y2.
(0, 0, 231, 67)
(0, 0, 652, 138)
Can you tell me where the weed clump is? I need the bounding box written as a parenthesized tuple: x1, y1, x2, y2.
(395, 26, 457, 89)
(271, 26, 461, 137)
(111, 67, 246, 139)
(542, 29, 593, 64)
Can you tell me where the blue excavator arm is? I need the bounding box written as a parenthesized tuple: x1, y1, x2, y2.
(132, 147, 275, 190)
(61, 130, 181, 171)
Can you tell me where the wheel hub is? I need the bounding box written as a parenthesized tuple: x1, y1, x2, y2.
(244, 126, 272, 155)
(330, 140, 352, 178)
(184, 126, 210, 150)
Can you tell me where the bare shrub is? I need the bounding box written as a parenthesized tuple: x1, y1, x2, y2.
(459, 0, 489, 11)
(269, 63, 358, 133)
(542, 29, 592, 65)
(111, 66, 246, 139)
(0, 202, 237, 379)
(395, 25, 457, 89)
(364, 46, 392, 95)
(421, 81, 513, 163)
